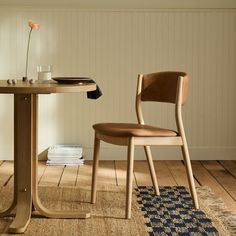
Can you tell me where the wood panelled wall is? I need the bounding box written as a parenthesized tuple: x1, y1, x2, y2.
(0, 8, 236, 160)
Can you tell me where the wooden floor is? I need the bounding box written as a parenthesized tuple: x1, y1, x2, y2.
(0, 160, 236, 211)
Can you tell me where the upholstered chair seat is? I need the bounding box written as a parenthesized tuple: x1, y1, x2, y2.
(93, 123, 178, 137)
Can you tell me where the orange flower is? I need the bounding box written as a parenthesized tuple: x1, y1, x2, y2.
(28, 20, 40, 30)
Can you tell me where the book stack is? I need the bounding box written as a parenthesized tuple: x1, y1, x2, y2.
(46, 144, 84, 166)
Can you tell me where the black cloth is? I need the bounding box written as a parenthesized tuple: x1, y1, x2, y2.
(87, 80, 102, 99)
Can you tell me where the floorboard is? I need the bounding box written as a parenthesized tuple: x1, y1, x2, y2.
(219, 160, 236, 179)
(76, 161, 117, 187)
(39, 165, 64, 186)
(154, 161, 177, 186)
(192, 161, 236, 211)
(76, 161, 93, 187)
(115, 161, 137, 187)
(201, 161, 236, 201)
(134, 161, 153, 186)
(38, 161, 47, 182)
(96, 161, 117, 186)
(60, 166, 79, 187)
(166, 160, 200, 187)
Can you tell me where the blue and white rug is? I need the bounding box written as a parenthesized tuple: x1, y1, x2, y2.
(136, 186, 219, 236)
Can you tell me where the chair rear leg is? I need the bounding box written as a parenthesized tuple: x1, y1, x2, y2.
(181, 144, 199, 209)
(91, 135, 101, 204)
(144, 146, 160, 195)
(125, 138, 135, 219)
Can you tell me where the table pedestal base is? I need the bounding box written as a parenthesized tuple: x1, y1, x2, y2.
(0, 94, 90, 234)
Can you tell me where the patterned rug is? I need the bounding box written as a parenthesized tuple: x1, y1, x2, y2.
(0, 185, 235, 235)
(136, 186, 219, 236)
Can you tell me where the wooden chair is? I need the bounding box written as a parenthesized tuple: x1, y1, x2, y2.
(91, 71, 199, 219)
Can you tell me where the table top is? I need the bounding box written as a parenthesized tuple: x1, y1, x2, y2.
(0, 80, 96, 94)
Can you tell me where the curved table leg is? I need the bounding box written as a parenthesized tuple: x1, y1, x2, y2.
(8, 192, 32, 234)
(31, 94, 90, 219)
(32, 193, 90, 219)
(32, 150, 90, 218)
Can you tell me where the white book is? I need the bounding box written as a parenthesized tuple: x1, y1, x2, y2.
(47, 144, 83, 162)
(47, 160, 84, 164)
(48, 151, 83, 155)
(47, 157, 83, 161)
(47, 159, 84, 164)
(48, 153, 83, 158)
(46, 163, 84, 166)
(48, 144, 83, 154)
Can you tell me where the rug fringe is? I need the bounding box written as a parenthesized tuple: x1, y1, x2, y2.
(197, 186, 236, 236)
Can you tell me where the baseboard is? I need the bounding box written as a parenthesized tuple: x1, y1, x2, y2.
(1, 146, 235, 161)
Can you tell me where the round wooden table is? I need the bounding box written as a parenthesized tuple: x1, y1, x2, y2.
(0, 80, 96, 233)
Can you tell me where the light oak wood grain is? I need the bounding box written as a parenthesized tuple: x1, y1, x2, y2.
(219, 160, 236, 179)
(134, 160, 153, 186)
(37, 161, 48, 183)
(76, 161, 93, 187)
(59, 166, 79, 187)
(154, 161, 177, 186)
(39, 165, 65, 186)
(166, 160, 200, 187)
(201, 161, 236, 201)
(192, 161, 236, 211)
(96, 161, 117, 186)
(115, 161, 137, 187)
(0, 81, 96, 94)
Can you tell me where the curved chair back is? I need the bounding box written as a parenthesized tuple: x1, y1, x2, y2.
(139, 71, 189, 105)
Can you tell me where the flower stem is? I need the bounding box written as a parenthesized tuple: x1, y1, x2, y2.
(25, 28, 33, 78)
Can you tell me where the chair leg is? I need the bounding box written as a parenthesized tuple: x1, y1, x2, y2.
(125, 138, 135, 219)
(181, 144, 199, 209)
(144, 146, 160, 195)
(91, 135, 101, 204)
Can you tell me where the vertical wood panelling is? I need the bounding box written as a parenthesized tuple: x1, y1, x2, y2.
(0, 8, 235, 160)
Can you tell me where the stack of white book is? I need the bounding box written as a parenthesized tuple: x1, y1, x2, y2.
(46, 144, 84, 166)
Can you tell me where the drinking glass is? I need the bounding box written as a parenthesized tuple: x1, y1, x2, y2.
(37, 65, 52, 81)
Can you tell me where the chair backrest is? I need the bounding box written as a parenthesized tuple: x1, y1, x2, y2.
(140, 71, 189, 105)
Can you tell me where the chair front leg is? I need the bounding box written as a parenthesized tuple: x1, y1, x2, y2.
(181, 144, 199, 209)
(125, 138, 135, 219)
(144, 146, 160, 195)
(91, 134, 101, 204)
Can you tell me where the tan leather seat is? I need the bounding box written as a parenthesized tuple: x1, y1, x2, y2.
(93, 123, 178, 137)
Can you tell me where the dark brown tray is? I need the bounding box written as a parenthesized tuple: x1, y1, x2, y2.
(52, 77, 92, 84)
